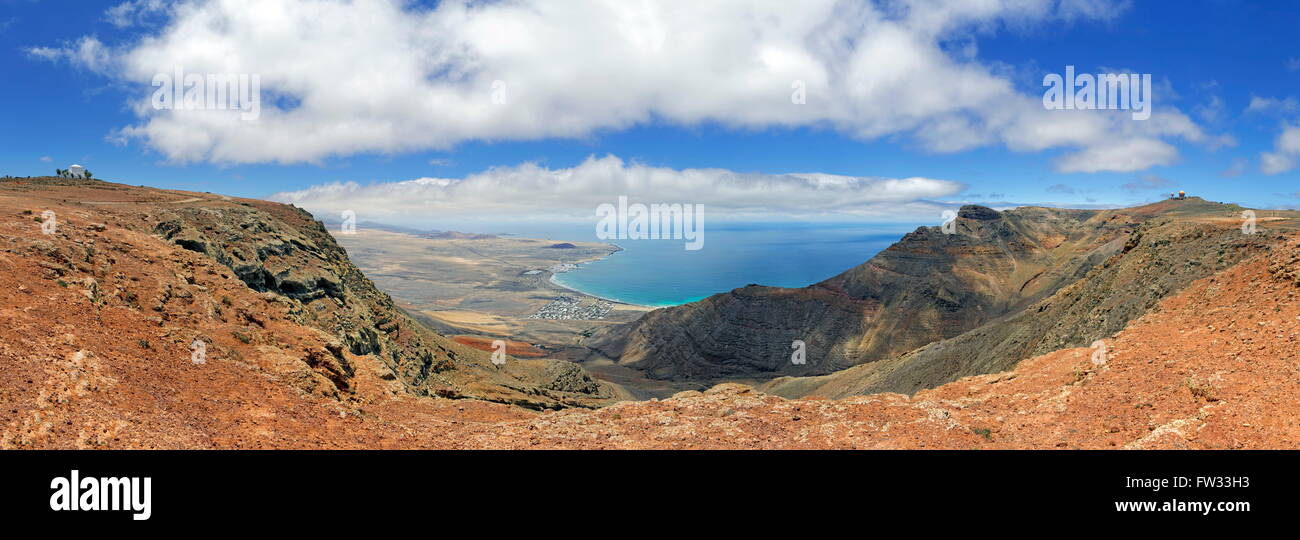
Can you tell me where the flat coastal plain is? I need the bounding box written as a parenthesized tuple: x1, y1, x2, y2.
(333, 229, 652, 357)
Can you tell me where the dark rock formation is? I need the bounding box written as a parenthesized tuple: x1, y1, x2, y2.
(760, 216, 1283, 398)
(591, 201, 1278, 393)
(145, 196, 621, 409)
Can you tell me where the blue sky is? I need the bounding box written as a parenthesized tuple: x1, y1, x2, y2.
(2, 0, 1298, 222)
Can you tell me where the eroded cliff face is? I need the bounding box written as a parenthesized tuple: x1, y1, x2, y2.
(591, 199, 1287, 397)
(759, 214, 1282, 398)
(590, 204, 1131, 381)
(0, 177, 623, 430)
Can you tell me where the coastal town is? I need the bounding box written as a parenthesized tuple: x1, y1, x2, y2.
(526, 294, 615, 320)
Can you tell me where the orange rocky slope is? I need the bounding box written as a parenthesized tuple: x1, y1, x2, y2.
(0, 177, 613, 449)
(1, 176, 1296, 449)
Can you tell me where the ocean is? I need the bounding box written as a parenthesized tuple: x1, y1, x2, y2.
(488, 221, 921, 307)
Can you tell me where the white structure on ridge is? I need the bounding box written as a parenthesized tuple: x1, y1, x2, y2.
(67, 164, 86, 178)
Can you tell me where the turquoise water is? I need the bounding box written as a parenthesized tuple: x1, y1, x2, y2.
(496, 222, 919, 307)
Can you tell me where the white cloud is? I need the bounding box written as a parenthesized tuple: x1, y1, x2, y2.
(105, 0, 168, 28)
(1260, 153, 1294, 175)
(39, 156, 53, 163)
(1194, 93, 1224, 124)
(26, 36, 115, 74)
(33, 0, 1213, 173)
(1246, 96, 1300, 114)
(1054, 138, 1178, 173)
(1260, 124, 1300, 175)
(268, 154, 965, 222)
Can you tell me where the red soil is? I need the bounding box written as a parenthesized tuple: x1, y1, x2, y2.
(452, 336, 548, 358)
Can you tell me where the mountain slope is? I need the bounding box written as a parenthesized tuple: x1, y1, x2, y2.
(588, 203, 1163, 381)
(0, 177, 625, 451)
(437, 233, 1300, 449)
(760, 209, 1285, 398)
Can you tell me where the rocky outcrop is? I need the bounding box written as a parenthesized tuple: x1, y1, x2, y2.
(2, 177, 623, 415)
(592, 198, 1287, 401)
(590, 204, 1128, 381)
(759, 215, 1281, 398)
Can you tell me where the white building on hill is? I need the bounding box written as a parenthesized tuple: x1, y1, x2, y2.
(67, 165, 86, 178)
